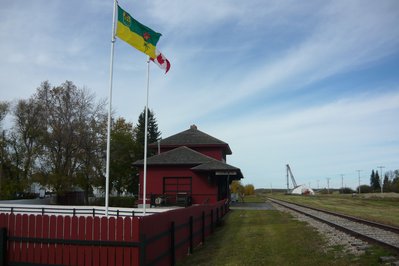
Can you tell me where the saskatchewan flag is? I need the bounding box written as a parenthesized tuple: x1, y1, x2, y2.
(116, 5, 161, 59)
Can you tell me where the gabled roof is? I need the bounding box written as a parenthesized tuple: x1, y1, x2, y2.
(149, 125, 232, 155)
(190, 161, 240, 171)
(133, 146, 212, 165)
(132, 146, 243, 179)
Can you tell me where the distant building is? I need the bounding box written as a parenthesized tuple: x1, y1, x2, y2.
(133, 125, 244, 206)
(291, 185, 315, 195)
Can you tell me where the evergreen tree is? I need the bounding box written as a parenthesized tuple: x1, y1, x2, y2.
(370, 170, 381, 191)
(383, 174, 390, 192)
(134, 108, 161, 159)
(370, 170, 375, 188)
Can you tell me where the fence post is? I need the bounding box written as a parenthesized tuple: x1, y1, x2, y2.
(216, 208, 219, 226)
(210, 210, 214, 234)
(189, 216, 193, 254)
(139, 233, 146, 266)
(201, 211, 205, 243)
(0, 228, 7, 266)
(170, 221, 175, 266)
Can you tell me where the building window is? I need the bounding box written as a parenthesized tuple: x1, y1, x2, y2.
(163, 177, 192, 194)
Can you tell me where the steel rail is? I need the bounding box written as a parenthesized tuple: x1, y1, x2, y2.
(268, 198, 399, 253)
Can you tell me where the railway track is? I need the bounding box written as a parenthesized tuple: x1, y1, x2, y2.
(268, 198, 399, 253)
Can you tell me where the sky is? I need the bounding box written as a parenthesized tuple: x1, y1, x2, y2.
(1, 0, 399, 190)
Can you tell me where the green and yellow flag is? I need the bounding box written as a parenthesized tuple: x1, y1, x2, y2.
(116, 5, 161, 59)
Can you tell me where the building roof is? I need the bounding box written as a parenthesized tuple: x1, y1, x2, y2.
(191, 161, 243, 180)
(149, 125, 232, 155)
(133, 146, 243, 179)
(133, 146, 212, 165)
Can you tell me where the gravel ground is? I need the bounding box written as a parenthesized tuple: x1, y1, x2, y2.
(271, 202, 370, 257)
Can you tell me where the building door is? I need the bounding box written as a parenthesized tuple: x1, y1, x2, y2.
(217, 177, 228, 201)
(163, 177, 192, 195)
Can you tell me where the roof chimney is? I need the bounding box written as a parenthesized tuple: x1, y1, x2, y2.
(190, 124, 197, 130)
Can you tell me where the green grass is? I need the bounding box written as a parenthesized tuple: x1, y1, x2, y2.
(240, 194, 266, 203)
(267, 193, 399, 227)
(177, 209, 392, 266)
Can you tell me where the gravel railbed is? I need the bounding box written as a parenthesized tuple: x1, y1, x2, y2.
(271, 202, 370, 256)
(273, 200, 399, 249)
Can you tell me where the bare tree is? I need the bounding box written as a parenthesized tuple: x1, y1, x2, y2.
(0, 101, 10, 197)
(10, 98, 46, 182)
(33, 81, 107, 197)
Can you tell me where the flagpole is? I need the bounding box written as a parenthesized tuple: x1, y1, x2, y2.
(142, 57, 151, 215)
(105, 0, 118, 217)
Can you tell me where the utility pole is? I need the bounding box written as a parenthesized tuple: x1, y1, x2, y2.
(286, 165, 289, 194)
(317, 179, 319, 190)
(341, 174, 344, 193)
(377, 166, 385, 193)
(327, 178, 330, 194)
(356, 170, 361, 194)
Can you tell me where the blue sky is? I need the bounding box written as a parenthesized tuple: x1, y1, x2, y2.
(1, 1, 399, 190)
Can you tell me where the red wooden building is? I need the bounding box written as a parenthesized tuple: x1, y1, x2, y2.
(133, 125, 244, 206)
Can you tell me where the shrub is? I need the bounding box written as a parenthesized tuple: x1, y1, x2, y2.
(340, 187, 355, 194)
(357, 185, 372, 193)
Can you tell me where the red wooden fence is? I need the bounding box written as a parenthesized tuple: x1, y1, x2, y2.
(0, 200, 228, 266)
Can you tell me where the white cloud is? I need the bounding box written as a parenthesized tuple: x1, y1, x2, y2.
(207, 90, 399, 188)
(1, 0, 398, 189)
(145, 0, 399, 132)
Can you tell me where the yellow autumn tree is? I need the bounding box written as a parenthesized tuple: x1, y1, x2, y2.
(244, 184, 255, 195)
(230, 180, 242, 193)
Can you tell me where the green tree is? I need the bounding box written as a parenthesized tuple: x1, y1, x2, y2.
(383, 174, 391, 192)
(110, 117, 138, 195)
(135, 108, 161, 159)
(357, 185, 372, 193)
(370, 170, 380, 192)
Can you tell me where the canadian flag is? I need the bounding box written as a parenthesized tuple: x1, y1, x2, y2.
(151, 50, 171, 74)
